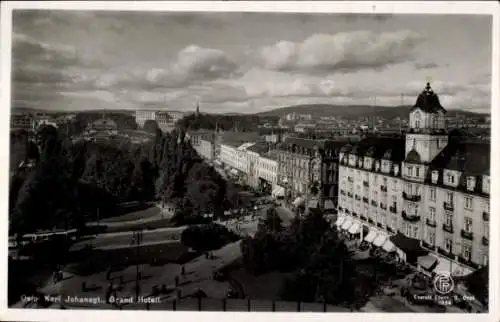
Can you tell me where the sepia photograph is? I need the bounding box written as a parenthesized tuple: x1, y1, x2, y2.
(1, 1, 499, 321)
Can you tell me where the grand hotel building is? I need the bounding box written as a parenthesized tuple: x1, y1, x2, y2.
(337, 83, 490, 273)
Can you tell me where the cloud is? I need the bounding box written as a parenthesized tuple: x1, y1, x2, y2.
(68, 45, 239, 93)
(414, 61, 439, 70)
(259, 30, 423, 73)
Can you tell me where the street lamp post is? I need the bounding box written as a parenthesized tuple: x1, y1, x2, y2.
(132, 230, 143, 301)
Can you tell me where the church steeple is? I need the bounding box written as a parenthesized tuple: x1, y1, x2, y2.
(195, 101, 200, 117)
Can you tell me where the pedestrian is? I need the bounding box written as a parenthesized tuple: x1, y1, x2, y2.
(181, 266, 186, 275)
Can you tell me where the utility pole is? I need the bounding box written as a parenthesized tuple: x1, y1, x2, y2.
(133, 229, 143, 301)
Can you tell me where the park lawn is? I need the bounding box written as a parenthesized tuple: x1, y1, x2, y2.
(100, 205, 160, 223)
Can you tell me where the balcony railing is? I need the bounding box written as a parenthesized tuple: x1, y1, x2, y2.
(363, 181, 369, 187)
(443, 223, 454, 233)
(371, 200, 377, 207)
(389, 206, 397, 214)
(426, 218, 437, 227)
(443, 201, 454, 211)
(402, 211, 421, 222)
(461, 229, 474, 241)
(362, 197, 369, 203)
(402, 191, 421, 202)
(483, 211, 489, 221)
(482, 236, 489, 246)
(380, 185, 387, 192)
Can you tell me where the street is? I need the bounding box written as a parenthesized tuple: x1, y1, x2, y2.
(71, 226, 187, 251)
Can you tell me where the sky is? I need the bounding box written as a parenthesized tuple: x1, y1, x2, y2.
(11, 11, 493, 114)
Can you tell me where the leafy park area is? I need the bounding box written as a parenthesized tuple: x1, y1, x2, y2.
(237, 208, 385, 309)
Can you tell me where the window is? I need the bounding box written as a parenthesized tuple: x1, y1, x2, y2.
(445, 238, 453, 252)
(466, 176, 475, 191)
(428, 231, 435, 245)
(416, 167, 420, 177)
(464, 217, 472, 233)
(429, 207, 436, 221)
(407, 166, 413, 176)
(447, 173, 455, 184)
(383, 177, 388, 186)
(483, 255, 488, 266)
(445, 213, 453, 226)
(446, 192, 454, 203)
(464, 196, 473, 209)
(412, 226, 419, 239)
(462, 244, 472, 261)
(391, 195, 397, 207)
(484, 222, 489, 238)
(429, 188, 436, 201)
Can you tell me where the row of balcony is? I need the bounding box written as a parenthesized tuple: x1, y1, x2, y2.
(342, 193, 489, 223)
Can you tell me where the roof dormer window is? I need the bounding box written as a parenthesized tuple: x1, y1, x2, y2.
(466, 176, 476, 192)
(431, 170, 439, 184)
(446, 173, 455, 184)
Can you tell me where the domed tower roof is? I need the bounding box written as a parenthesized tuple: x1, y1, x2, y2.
(405, 149, 422, 164)
(411, 82, 447, 114)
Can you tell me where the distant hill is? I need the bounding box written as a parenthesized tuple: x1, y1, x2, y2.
(11, 107, 136, 116)
(255, 104, 489, 119)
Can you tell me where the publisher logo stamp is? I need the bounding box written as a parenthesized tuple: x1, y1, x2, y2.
(434, 272, 454, 295)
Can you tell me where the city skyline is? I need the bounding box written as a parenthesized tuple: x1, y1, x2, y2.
(11, 12, 493, 114)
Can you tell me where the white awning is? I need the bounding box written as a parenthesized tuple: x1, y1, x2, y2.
(335, 216, 346, 227)
(429, 259, 473, 277)
(373, 233, 388, 247)
(382, 240, 397, 253)
(364, 230, 378, 243)
(433, 257, 453, 275)
(341, 219, 353, 231)
(324, 200, 335, 210)
(272, 186, 285, 197)
(451, 262, 474, 277)
(293, 197, 305, 207)
(418, 255, 439, 270)
(348, 221, 361, 234)
(308, 199, 319, 209)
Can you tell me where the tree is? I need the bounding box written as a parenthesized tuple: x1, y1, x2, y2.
(181, 223, 239, 252)
(259, 207, 283, 232)
(143, 120, 159, 134)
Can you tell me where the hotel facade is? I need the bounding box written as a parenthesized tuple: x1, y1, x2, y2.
(337, 83, 490, 274)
